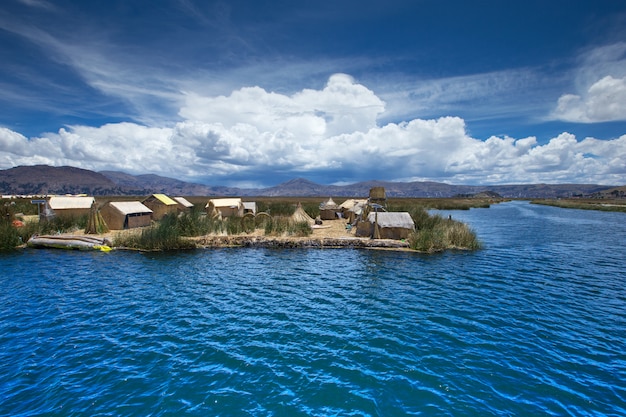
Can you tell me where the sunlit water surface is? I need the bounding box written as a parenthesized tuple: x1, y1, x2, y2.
(1, 201, 625, 416)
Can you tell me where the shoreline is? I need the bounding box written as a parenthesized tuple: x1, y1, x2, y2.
(24, 234, 413, 252)
(192, 235, 411, 250)
(22, 217, 479, 253)
(24, 218, 413, 252)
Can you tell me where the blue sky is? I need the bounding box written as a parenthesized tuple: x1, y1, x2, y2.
(1, 0, 625, 187)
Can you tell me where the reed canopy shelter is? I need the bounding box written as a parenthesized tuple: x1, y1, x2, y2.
(356, 212, 415, 240)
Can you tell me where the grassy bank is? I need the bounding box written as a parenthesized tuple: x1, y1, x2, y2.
(405, 207, 482, 252)
(1, 200, 90, 250)
(388, 198, 496, 210)
(248, 196, 498, 212)
(531, 199, 626, 213)
(112, 209, 313, 250)
(249, 200, 483, 252)
(0, 216, 90, 251)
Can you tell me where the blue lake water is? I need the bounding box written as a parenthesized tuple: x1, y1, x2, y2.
(1, 201, 625, 416)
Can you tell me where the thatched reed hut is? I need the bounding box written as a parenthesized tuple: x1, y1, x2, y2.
(319, 197, 340, 220)
(340, 199, 367, 223)
(173, 197, 194, 213)
(356, 212, 415, 240)
(243, 202, 257, 215)
(291, 203, 314, 224)
(142, 194, 179, 220)
(100, 201, 153, 230)
(205, 198, 244, 218)
(46, 196, 95, 219)
(368, 187, 387, 208)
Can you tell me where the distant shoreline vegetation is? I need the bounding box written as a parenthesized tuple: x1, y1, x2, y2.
(530, 198, 626, 213)
(1, 197, 487, 252)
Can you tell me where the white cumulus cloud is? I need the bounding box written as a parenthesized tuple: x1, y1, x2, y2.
(552, 75, 626, 123)
(1, 74, 626, 186)
(180, 74, 385, 138)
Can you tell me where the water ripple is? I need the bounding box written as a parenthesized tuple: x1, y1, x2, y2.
(1, 202, 625, 416)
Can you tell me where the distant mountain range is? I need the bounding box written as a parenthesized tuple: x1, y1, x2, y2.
(0, 165, 620, 199)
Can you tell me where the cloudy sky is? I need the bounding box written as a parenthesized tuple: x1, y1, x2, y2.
(1, 0, 626, 187)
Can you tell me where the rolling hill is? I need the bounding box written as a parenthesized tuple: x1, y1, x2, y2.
(0, 165, 619, 198)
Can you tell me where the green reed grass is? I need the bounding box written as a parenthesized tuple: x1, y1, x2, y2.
(0, 222, 23, 251)
(300, 202, 320, 219)
(0, 207, 89, 251)
(264, 216, 289, 235)
(407, 209, 482, 252)
(531, 199, 626, 213)
(38, 215, 88, 235)
(263, 217, 312, 237)
(176, 209, 225, 236)
(290, 221, 314, 237)
(388, 199, 492, 212)
(113, 210, 312, 250)
(113, 214, 196, 251)
(256, 201, 296, 216)
(0, 198, 39, 216)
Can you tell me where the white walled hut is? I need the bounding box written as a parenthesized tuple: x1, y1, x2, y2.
(45, 196, 95, 219)
(319, 197, 340, 220)
(356, 212, 415, 240)
(100, 201, 153, 230)
(205, 198, 244, 218)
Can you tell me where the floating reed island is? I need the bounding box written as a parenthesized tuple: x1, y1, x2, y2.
(109, 196, 483, 253)
(4, 188, 488, 253)
(193, 233, 411, 250)
(109, 214, 480, 253)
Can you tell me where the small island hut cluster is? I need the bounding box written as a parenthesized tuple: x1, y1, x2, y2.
(33, 187, 414, 240)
